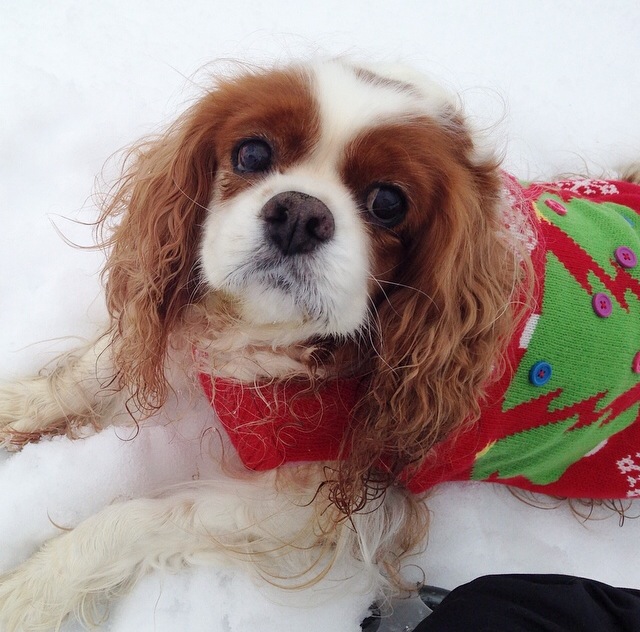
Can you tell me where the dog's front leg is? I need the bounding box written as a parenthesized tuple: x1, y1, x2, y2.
(0, 335, 125, 449)
(0, 474, 321, 631)
(0, 495, 192, 631)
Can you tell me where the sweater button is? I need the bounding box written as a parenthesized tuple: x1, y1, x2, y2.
(592, 293, 613, 318)
(529, 361, 552, 386)
(615, 246, 637, 269)
(633, 353, 640, 374)
(544, 199, 567, 216)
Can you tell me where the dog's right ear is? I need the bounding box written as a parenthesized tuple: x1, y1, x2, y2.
(97, 91, 221, 414)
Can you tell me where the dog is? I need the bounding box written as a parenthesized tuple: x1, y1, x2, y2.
(0, 58, 639, 630)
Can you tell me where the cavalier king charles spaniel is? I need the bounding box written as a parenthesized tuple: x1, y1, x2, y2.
(1, 58, 639, 630)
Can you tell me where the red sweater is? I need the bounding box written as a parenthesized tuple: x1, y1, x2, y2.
(201, 176, 640, 499)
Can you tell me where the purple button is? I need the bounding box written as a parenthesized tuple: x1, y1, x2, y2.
(633, 352, 640, 374)
(544, 199, 567, 216)
(592, 292, 613, 318)
(615, 246, 637, 269)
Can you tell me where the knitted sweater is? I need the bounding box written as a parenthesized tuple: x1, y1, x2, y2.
(201, 176, 640, 499)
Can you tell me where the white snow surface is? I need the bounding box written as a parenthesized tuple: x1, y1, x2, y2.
(1, 2, 640, 630)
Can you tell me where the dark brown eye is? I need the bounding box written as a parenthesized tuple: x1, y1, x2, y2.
(234, 139, 272, 173)
(366, 185, 407, 227)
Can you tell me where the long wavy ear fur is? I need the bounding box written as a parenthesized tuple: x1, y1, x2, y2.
(96, 94, 220, 414)
(336, 124, 531, 514)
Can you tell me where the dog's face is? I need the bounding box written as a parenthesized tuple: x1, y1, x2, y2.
(197, 60, 469, 339)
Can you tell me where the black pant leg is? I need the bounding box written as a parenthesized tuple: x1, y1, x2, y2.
(415, 574, 640, 632)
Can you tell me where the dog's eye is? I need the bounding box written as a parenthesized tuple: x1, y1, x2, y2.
(234, 139, 272, 173)
(366, 185, 407, 227)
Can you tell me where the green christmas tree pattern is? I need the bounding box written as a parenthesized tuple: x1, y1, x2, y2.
(472, 191, 640, 485)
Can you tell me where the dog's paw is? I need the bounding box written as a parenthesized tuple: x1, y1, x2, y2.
(0, 382, 50, 450)
(0, 422, 66, 452)
(0, 379, 85, 451)
(0, 425, 45, 452)
(0, 418, 58, 451)
(0, 546, 107, 631)
(0, 567, 71, 631)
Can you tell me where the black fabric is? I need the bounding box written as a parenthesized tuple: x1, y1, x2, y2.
(414, 574, 640, 632)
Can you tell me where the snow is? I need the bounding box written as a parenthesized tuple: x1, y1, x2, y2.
(1, 1, 640, 630)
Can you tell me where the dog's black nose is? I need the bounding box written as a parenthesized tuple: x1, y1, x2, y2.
(262, 191, 335, 255)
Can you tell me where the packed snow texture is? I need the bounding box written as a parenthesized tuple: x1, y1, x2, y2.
(1, 2, 640, 630)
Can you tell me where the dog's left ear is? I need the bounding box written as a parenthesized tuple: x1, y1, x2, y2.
(97, 94, 220, 414)
(343, 143, 527, 502)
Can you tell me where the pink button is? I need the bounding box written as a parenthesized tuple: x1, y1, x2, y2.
(633, 352, 640, 374)
(615, 246, 637, 269)
(544, 199, 567, 216)
(592, 292, 613, 318)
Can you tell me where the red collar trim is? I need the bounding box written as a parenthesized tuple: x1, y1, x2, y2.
(199, 373, 359, 470)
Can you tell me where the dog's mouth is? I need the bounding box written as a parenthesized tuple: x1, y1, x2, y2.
(220, 244, 340, 328)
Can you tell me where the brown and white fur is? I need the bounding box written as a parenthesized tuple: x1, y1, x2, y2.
(0, 59, 527, 630)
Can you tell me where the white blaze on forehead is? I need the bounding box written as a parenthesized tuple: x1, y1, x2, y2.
(308, 60, 455, 168)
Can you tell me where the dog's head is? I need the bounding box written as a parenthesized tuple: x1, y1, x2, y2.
(101, 59, 525, 506)
(196, 61, 464, 341)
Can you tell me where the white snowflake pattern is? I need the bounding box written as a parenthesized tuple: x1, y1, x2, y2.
(557, 179, 619, 196)
(617, 453, 640, 497)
